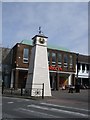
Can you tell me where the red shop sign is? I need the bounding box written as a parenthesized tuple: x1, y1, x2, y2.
(49, 66, 62, 71)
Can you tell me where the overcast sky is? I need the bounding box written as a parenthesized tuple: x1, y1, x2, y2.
(1, 1, 88, 55)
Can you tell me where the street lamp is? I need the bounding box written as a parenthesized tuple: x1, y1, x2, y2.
(76, 53, 79, 85)
(75, 53, 80, 93)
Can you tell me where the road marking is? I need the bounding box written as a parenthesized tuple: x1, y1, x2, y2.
(3, 97, 31, 102)
(7, 102, 14, 104)
(40, 102, 89, 112)
(24, 99, 30, 101)
(27, 104, 49, 110)
(3, 97, 19, 99)
(18, 108, 60, 118)
(28, 104, 88, 117)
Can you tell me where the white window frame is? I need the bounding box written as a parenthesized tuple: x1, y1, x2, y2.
(23, 48, 29, 63)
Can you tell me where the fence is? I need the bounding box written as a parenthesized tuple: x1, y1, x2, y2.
(2, 82, 44, 99)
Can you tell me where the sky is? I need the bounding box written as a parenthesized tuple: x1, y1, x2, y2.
(1, 1, 89, 55)
(1, 0, 89, 2)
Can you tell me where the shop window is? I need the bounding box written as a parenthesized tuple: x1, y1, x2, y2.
(64, 54, 68, 68)
(58, 53, 62, 67)
(23, 48, 29, 63)
(52, 52, 56, 66)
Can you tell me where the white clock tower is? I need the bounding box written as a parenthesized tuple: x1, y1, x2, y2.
(25, 28, 51, 96)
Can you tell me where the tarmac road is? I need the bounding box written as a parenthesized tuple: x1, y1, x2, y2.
(49, 89, 89, 109)
(2, 89, 89, 119)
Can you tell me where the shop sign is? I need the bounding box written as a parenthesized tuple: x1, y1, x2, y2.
(49, 66, 62, 71)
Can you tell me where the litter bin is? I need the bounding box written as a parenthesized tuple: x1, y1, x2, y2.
(75, 85, 80, 93)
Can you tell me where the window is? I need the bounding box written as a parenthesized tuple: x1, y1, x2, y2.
(70, 55, 73, 68)
(78, 63, 80, 70)
(64, 54, 68, 68)
(87, 64, 89, 70)
(82, 64, 85, 72)
(86, 64, 89, 72)
(52, 52, 56, 66)
(0, 63, 2, 71)
(48, 52, 50, 65)
(58, 53, 62, 67)
(23, 48, 29, 63)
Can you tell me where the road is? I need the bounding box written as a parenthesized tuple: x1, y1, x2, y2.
(2, 96, 89, 119)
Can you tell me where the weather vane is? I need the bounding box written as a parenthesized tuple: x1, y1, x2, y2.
(39, 26, 42, 34)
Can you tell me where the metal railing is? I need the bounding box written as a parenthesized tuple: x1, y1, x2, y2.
(2, 82, 44, 99)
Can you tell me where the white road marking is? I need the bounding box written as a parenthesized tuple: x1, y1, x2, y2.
(24, 99, 30, 101)
(28, 104, 88, 117)
(3, 97, 19, 99)
(3, 97, 30, 102)
(27, 104, 49, 110)
(17, 99, 30, 102)
(7, 102, 14, 104)
(40, 102, 89, 112)
(18, 108, 60, 118)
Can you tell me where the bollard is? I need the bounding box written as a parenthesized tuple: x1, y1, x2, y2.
(11, 88, 13, 94)
(21, 85, 23, 96)
(2, 82, 4, 94)
(42, 83, 44, 99)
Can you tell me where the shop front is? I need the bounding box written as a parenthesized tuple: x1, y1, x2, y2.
(49, 66, 75, 90)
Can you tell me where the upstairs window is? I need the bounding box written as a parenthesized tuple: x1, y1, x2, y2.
(86, 64, 89, 72)
(82, 64, 85, 72)
(23, 48, 29, 63)
(64, 54, 68, 68)
(52, 52, 56, 66)
(78, 63, 80, 70)
(58, 53, 62, 67)
(70, 55, 73, 68)
(48, 51, 50, 65)
(87, 64, 89, 71)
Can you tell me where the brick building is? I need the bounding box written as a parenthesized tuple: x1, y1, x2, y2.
(2, 40, 90, 90)
(9, 39, 76, 90)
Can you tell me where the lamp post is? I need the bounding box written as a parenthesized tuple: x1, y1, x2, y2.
(75, 53, 80, 93)
(76, 53, 79, 85)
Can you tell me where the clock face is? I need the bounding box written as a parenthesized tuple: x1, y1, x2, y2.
(39, 38, 45, 44)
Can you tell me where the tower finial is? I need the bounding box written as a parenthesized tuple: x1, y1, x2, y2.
(39, 26, 41, 34)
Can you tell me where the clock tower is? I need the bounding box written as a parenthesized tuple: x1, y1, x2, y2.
(25, 28, 51, 96)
